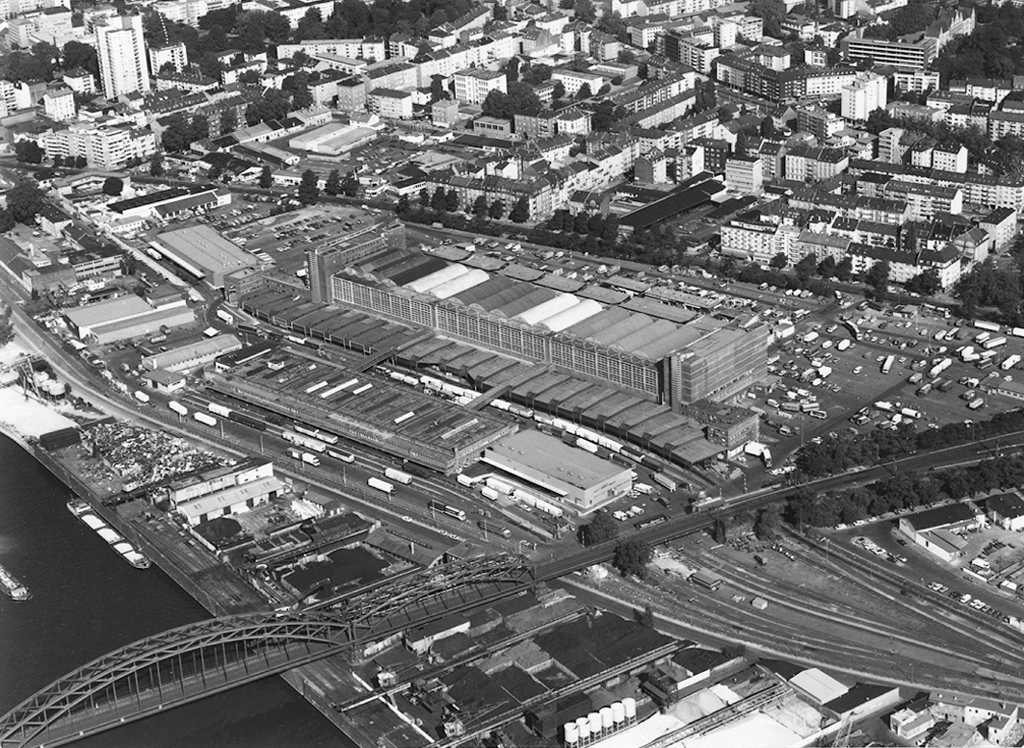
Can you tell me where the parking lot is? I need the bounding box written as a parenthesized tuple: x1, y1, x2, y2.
(750, 302, 1024, 464)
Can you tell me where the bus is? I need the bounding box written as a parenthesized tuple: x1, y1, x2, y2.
(843, 320, 861, 341)
(427, 500, 466, 521)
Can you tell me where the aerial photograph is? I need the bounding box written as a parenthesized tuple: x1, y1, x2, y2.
(4, 0, 1024, 743)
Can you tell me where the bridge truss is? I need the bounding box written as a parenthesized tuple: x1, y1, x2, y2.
(0, 554, 535, 748)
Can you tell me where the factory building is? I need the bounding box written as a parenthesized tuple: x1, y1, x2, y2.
(164, 459, 282, 527)
(140, 334, 243, 373)
(240, 289, 732, 470)
(305, 218, 406, 303)
(207, 350, 517, 474)
(328, 247, 767, 407)
(63, 293, 196, 344)
(154, 224, 259, 289)
(482, 431, 633, 510)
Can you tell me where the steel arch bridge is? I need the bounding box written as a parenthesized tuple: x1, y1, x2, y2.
(0, 554, 535, 748)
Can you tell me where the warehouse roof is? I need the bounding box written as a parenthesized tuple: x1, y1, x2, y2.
(64, 295, 152, 328)
(175, 476, 283, 519)
(904, 503, 977, 532)
(156, 225, 255, 276)
(484, 430, 628, 491)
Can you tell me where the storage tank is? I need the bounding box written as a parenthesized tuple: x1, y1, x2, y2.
(588, 712, 602, 736)
(600, 707, 613, 730)
(564, 722, 579, 745)
(576, 717, 590, 742)
(611, 702, 625, 724)
(623, 697, 637, 721)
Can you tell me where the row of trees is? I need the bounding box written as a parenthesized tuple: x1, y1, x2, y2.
(411, 186, 531, 223)
(0, 40, 98, 85)
(797, 406, 1024, 479)
(544, 210, 620, 242)
(786, 450, 1024, 528)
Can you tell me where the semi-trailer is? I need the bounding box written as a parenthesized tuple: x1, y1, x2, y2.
(168, 400, 188, 416)
(384, 468, 413, 485)
(367, 477, 394, 494)
(194, 412, 216, 427)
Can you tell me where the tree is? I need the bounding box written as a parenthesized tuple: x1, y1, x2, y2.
(612, 539, 653, 579)
(794, 254, 817, 280)
(635, 604, 655, 628)
(297, 169, 319, 205)
(521, 63, 551, 85)
(770, 252, 788, 270)
(0, 208, 15, 233)
(748, 0, 786, 37)
(294, 7, 324, 39)
(505, 56, 520, 83)
(865, 260, 891, 296)
(396, 194, 410, 216)
(161, 113, 192, 152)
(580, 511, 618, 546)
(835, 257, 853, 282)
(760, 117, 777, 139)
(14, 140, 44, 164)
(488, 199, 504, 219)
(865, 108, 896, 136)
(574, 0, 596, 22)
(62, 40, 99, 79)
(420, 187, 430, 208)
(7, 182, 44, 225)
(575, 82, 592, 100)
(341, 174, 359, 197)
(0, 304, 13, 348)
(442, 188, 458, 213)
(591, 100, 626, 132)
(149, 154, 165, 177)
(258, 164, 273, 189)
(238, 69, 261, 86)
(509, 197, 530, 223)
(219, 108, 238, 134)
(481, 82, 542, 118)
(472, 195, 488, 218)
(102, 177, 123, 196)
(817, 255, 837, 278)
(189, 113, 210, 143)
(74, 156, 86, 168)
(324, 169, 342, 196)
(753, 504, 781, 542)
(551, 80, 565, 100)
(244, 89, 290, 126)
(207, 163, 223, 182)
(906, 268, 942, 296)
(292, 83, 313, 110)
(431, 186, 447, 212)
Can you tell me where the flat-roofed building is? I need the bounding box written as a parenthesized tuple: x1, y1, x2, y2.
(454, 68, 506, 106)
(155, 225, 259, 288)
(174, 474, 283, 526)
(482, 430, 632, 511)
(63, 294, 196, 344)
(141, 334, 243, 373)
(898, 503, 979, 562)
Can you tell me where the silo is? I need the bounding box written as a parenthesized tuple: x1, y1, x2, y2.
(611, 702, 625, 725)
(563, 722, 579, 747)
(588, 712, 602, 737)
(600, 707, 614, 732)
(576, 717, 590, 745)
(623, 697, 637, 723)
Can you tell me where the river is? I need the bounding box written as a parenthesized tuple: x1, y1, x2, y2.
(0, 434, 354, 747)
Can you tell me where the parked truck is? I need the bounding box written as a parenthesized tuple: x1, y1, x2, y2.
(1003, 354, 1022, 371)
(652, 472, 678, 491)
(984, 336, 1008, 350)
(208, 402, 232, 417)
(634, 483, 654, 496)
(929, 358, 952, 378)
(168, 400, 188, 416)
(881, 355, 895, 375)
(288, 448, 321, 467)
(384, 467, 413, 485)
(367, 477, 394, 494)
(968, 398, 985, 410)
(802, 331, 819, 344)
(194, 412, 216, 427)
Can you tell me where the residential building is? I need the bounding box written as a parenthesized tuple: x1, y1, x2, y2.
(784, 145, 848, 183)
(453, 68, 506, 106)
(42, 85, 75, 121)
(884, 180, 962, 220)
(95, 14, 150, 99)
(725, 155, 763, 194)
(894, 70, 939, 94)
(148, 42, 187, 75)
(841, 72, 887, 121)
(932, 143, 968, 173)
(368, 88, 413, 120)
